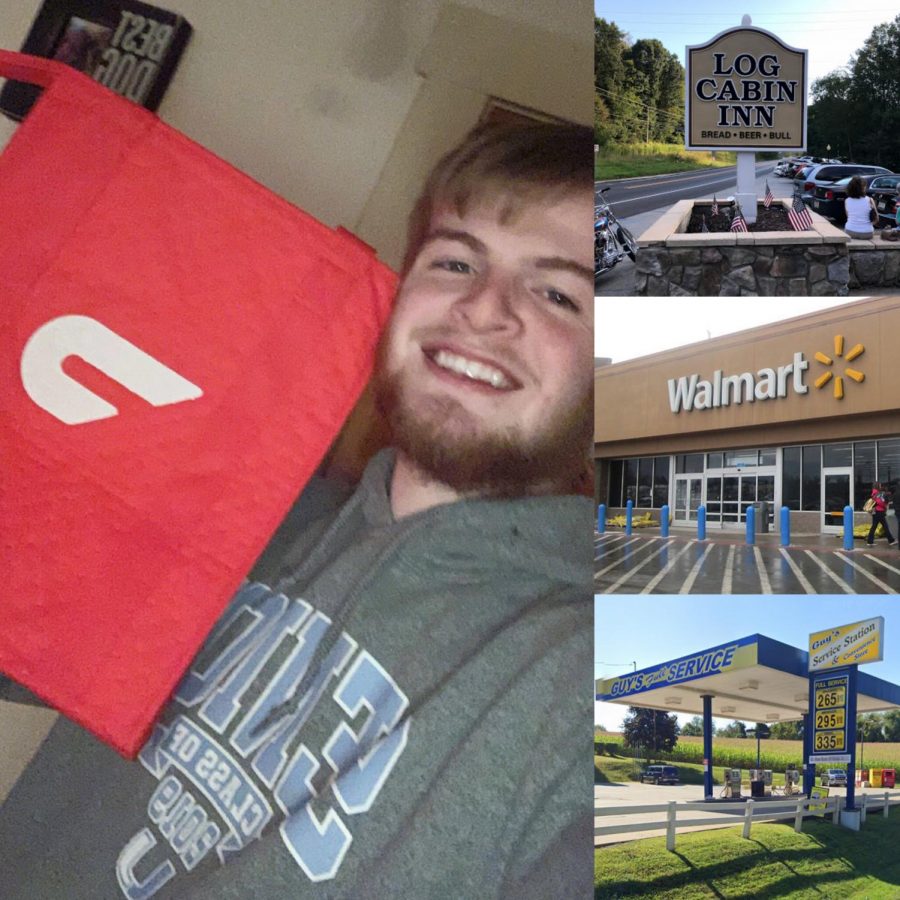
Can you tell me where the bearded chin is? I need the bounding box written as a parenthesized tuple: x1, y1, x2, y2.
(373, 365, 591, 499)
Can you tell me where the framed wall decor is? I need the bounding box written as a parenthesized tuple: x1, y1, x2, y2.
(0, 0, 191, 120)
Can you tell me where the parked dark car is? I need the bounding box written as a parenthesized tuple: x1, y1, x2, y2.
(868, 174, 900, 227)
(799, 163, 893, 202)
(639, 765, 679, 785)
(811, 174, 882, 224)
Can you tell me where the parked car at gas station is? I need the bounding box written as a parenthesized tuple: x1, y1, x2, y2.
(639, 765, 680, 785)
(821, 768, 848, 787)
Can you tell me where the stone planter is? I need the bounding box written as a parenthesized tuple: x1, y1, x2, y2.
(635, 198, 851, 296)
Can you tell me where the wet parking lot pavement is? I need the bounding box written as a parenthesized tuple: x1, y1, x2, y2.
(594, 532, 900, 594)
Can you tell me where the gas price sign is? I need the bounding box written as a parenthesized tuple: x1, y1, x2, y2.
(810, 673, 850, 763)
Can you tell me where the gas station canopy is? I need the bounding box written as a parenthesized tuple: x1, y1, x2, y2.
(596, 634, 900, 723)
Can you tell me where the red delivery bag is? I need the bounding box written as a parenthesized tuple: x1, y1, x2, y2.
(0, 50, 397, 757)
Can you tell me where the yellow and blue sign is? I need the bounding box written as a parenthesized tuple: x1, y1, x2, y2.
(597, 636, 757, 701)
(811, 674, 849, 757)
(809, 617, 884, 672)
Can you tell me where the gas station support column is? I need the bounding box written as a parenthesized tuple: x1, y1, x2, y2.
(846, 666, 858, 811)
(702, 694, 714, 800)
(801, 712, 813, 796)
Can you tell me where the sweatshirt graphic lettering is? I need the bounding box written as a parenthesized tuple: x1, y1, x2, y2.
(116, 582, 410, 898)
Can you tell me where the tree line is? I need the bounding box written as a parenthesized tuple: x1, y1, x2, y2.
(594, 18, 684, 146)
(616, 707, 900, 753)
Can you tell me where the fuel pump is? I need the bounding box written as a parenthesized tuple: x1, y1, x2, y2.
(784, 768, 800, 796)
(722, 768, 742, 798)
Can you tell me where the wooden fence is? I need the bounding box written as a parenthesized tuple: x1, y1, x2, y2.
(595, 792, 900, 851)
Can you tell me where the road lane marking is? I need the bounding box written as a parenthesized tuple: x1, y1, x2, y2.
(753, 546, 772, 594)
(802, 550, 853, 592)
(641, 542, 696, 594)
(722, 545, 735, 594)
(602, 539, 675, 594)
(779, 548, 815, 594)
(835, 553, 897, 593)
(680, 543, 715, 594)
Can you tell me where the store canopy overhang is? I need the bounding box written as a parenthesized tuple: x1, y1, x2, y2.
(596, 634, 900, 723)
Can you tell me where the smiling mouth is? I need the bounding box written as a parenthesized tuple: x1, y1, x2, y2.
(424, 348, 519, 390)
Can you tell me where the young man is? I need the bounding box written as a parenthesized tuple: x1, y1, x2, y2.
(0, 121, 594, 898)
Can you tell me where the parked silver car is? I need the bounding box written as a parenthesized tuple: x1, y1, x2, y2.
(798, 163, 893, 202)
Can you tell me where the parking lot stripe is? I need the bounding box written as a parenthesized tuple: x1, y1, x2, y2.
(836, 553, 898, 593)
(778, 548, 815, 594)
(601, 539, 675, 594)
(641, 542, 695, 594)
(679, 543, 714, 594)
(864, 554, 900, 578)
(593, 537, 648, 578)
(753, 546, 772, 594)
(802, 551, 853, 592)
(722, 545, 735, 594)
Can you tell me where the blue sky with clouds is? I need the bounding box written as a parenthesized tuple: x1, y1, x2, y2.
(595, 595, 900, 730)
(595, 0, 899, 99)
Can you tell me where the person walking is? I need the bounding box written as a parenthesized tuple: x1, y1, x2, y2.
(866, 482, 896, 546)
(844, 175, 878, 239)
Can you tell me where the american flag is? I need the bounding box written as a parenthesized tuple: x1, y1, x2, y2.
(730, 203, 748, 232)
(764, 181, 774, 208)
(711, 195, 719, 216)
(788, 193, 814, 230)
(701, 215, 709, 233)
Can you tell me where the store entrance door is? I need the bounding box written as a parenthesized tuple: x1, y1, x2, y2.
(674, 476, 702, 523)
(822, 467, 853, 534)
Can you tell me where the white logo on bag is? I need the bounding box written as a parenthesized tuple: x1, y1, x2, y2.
(20, 315, 203, 425)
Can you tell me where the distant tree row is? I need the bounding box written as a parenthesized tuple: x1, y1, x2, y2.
(808, 14, 900, 171)
(594, 18, 684, 146)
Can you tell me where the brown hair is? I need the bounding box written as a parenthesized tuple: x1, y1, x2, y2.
(847, 175, 867, 199)
(401, 119, 594, 274)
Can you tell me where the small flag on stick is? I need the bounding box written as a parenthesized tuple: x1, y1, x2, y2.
(711, 195, 719, 217)
(788, 193, 814, 231)
(701, 215, 709, 233)
(764, 180, 774, 208)
(730, 202, 748, 233)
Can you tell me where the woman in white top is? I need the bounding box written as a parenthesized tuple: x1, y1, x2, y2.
(844, 175, 878, 239)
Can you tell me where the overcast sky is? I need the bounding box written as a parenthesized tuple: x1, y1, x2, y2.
(595, 0, 898, 100)
(594, 297, 856, 363)
(596, 596, 899, 731)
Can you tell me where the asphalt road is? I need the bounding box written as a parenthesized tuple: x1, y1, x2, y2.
(594, 533, 900, 594)
(595, 160, 779, 219)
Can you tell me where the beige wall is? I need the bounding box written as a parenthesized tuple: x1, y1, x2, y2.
(595, 297, 900, 459)
(0, 0, 591, 269)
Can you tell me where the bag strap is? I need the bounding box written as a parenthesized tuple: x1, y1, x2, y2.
(0, 49, 73, 89)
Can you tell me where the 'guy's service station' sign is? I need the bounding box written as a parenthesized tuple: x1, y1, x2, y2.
(686, 26, 807, 151)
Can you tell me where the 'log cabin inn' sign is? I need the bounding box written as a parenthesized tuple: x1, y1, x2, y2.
(686, 26, 807, 151)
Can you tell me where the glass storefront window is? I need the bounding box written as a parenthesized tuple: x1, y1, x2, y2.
(759, 449, 776, 466)
(802, 445, 821, 511)
(782, 447, 801, 510)
(854, 442, 877, 511)
(676, 453, 704, 474)
(823, 443, 852, 467)
(653, 457, 669, 508)
(707, 452, 723, 469)
(623, 458, 638, 504)
(608, 460, 623, 508)
(724, 449, 757, 467)
(638, 458, 653, 507)
(878, 439, 900, 488)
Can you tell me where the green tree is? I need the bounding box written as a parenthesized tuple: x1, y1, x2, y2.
(717, 720, 747, 738)
(623, 707, 679, 753)
(857, 713, 885, 742)
(681, 716, 704, 736)
(882, 710, 900, 742)
(770, 721, 803, 740)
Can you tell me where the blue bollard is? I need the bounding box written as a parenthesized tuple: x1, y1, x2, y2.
(780, 506, 791, 547)
(661, 504, 670, 538)
(625, 499, 633, 535)
(746, 505, 756, 545)
(697, 506, 706, 541)
(843, 505, 854, 551)
(597, 504, 606, 533)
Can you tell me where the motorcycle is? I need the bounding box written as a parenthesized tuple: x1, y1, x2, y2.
(595, 186, 638, 277)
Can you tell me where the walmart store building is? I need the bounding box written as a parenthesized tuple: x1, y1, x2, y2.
(594, 297, 900, 535)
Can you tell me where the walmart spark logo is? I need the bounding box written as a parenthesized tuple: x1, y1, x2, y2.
(813, 335, 864, 400)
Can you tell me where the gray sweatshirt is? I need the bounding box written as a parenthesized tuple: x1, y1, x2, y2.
(0, 450, 592, 899)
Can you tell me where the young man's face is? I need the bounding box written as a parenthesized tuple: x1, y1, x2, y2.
(375, 190, 593, 496)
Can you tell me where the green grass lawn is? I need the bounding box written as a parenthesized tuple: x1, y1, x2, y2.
(595, 143, 738, 180)
(596, 816, 900, 899)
